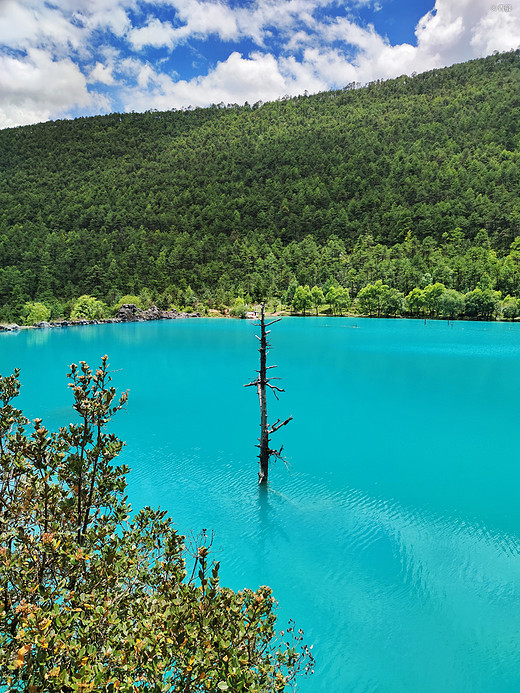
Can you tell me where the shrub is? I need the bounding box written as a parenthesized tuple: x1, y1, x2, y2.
(22, 301, 51, 325)
(70, 295, 108, 320)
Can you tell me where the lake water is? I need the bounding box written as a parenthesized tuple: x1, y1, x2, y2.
(2, 317, 520, 692)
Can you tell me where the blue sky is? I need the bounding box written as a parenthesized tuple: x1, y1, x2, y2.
(0, 0, 518, 129)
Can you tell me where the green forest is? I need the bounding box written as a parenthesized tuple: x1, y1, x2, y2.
(0, 49, 519, 323)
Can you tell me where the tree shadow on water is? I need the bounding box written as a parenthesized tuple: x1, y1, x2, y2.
(257, 483, 291, 546)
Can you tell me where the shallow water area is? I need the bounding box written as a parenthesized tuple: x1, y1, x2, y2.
(2, 316, 520, 692)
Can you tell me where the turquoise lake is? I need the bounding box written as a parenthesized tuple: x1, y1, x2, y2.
(2, 317, 520, 692)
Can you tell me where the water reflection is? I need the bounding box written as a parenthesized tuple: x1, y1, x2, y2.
(26, 327, 53, 346)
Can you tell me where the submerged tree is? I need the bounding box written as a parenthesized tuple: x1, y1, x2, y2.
(0, 357, 313, 691)
(245, 305, 292, 484)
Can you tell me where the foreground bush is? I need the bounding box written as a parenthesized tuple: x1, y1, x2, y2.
(0, 357, 313, 692)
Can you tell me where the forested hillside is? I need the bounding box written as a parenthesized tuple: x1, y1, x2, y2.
(0, 49, 519, 322)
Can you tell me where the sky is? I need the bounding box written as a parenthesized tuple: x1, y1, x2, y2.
(0, 0, 518, 129)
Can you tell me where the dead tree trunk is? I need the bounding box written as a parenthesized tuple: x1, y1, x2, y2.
(245, 304, 292, 484)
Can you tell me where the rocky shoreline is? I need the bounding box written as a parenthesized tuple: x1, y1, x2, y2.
(0, 303, 201, 332)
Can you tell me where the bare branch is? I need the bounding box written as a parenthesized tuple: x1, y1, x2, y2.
(268, 416, 293, 435)
(267, 445, 292, 471)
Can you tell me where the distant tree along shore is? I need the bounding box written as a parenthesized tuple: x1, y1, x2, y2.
(5, 278, 520, 327)
(0, 50, 519, 325)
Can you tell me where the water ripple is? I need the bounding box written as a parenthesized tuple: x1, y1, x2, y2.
(6, 319, 520, 693)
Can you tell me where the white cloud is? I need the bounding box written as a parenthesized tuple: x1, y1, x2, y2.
(415, 0, 520, 65)
(89, 61, 117, 84)
(173, 0, 240, 41)
(298, 0, 519, 86)
(1, 0, 519, 128)
(470, 5, 520, 56)
(127, 0, 242, 49)
(235, 0, 324, 43)
(201, 50, 286, 98)
(140, 0, 340, 49)
(284, 29, 314, 52)
(120, 51, 289, 111)
(0, 0, 84, 53)
(415, 2, 470, 64)
(83, 6, 132, 37)
(323, 16, 386, 53)
(128, 17, 178, 49)
(302, 46, 359, 84)
(0, 0, 43, 47)
(0, 48, 107, 128)
(137, 62, 159, 88)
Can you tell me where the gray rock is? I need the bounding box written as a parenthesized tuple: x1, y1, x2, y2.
(139, 305, 181, 321)
(114, 303, 188, 322)
(115, 304, 140, 322)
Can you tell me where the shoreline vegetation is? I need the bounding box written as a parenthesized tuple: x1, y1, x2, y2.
(2, 278, 520, 333)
